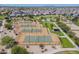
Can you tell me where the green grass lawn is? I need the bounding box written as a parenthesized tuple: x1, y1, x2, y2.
(42, 22, 53, 31)
(0, 15, 5, 20)
(53, 31, 64, 36)
(74, 19, 79, 26)
(55, 51, 79, 54)
(60, 38, 74, 48)
(42, 22, 64, 36)
(35, 15, 57, 21)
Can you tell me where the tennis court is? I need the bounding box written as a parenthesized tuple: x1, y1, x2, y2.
(15, 20, 60, 45)
(21, 24, 36, 27)
(20, 21, 37, 27)
(19, 21, 42, 33)
(24, 35, 52, 44)
(22, 28, 42, 32)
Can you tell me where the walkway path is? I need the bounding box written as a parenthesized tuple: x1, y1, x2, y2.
(53, 22, 78, 48)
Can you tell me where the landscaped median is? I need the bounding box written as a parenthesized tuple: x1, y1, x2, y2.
(57, 21, 79, 47)
(60, 38, 75, 48)
(53, 31, 64, 36)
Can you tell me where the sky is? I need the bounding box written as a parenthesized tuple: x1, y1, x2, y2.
(0, 4, 79, 7)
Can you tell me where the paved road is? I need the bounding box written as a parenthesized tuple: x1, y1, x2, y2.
(53, 22, 78, 48)
(44, 48, 79, 54)
(61, 15, 79, 38)
(0, 20, 5, 41)
(63, 20, 79, 38)
(26, 45, 79, 54)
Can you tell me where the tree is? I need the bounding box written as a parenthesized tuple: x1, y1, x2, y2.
(6, 19, 12, 23)
(74, 37, 79, 46)
(55, 15, 60, 22)
(5, 18, 13, 30)
(39, 44, 44, 49)
(57, 22, 70, 33)
(5, 17, 9, 20)
(5, 23, 13, 30)
(68, 31, 75, 38)
(28, 15, 34, 19)
(72, 16, 79, 26)
(11, 46, 29, 54)
(1, 36, 16, 48)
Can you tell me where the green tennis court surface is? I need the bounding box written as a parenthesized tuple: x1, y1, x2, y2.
(21, 24, 36, 27)
(24, 35, 52, 44)
(22, 28, 42, 32)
